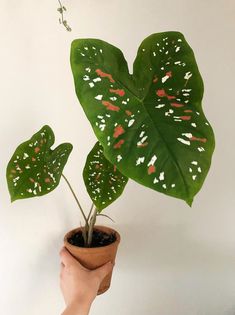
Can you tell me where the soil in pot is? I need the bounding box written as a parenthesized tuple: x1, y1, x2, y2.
(68, 229, 116, 248)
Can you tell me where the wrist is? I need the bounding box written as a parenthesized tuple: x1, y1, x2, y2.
(62, 299, 92, 315)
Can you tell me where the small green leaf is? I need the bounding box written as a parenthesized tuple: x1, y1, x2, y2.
(71, 32, 215, 206)
(6, 125, 73, 202)
(83, 142, 128, 212)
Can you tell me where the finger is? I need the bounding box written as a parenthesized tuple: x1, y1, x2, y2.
(60, 247, 77, 267)
(60, 247, 88, 270)
(93, 261, 114, 280)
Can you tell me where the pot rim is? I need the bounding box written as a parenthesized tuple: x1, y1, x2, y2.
(64, 225, 121, 253)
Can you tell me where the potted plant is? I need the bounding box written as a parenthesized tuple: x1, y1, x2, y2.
(6, 31, 215, 294)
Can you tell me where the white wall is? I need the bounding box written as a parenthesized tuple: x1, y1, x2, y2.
(0, 0, 235, 314)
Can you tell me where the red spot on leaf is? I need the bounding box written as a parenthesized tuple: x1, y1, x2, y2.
(184, 109, 193, 113)
(156, 89, 166, 97)
(113, 165, 117, 172)
(113, 125, 125, 138)
(153, 76, 158, 83)
(125, 110, 132, 116)
(45, 178, 51, 183)
(109, 89, 125, 97)
(11, 169, 16, 174)
(102, 100, 120, 112)
(180, 116, 191, 121)
(29, 178, 35, 183)
(148, 165, 156, 175)
(190, 136, 207, 143)
(95, 173, 101, 181)
(166, 71, 172, 77)
(114, 139, 125, 149)
(167, 95, 176, 100)
(96, 69, 115, 83)
(34, 147, 40, 153)
(156, 89, 176, 100)
(171, 102, 184, 108)
(95, 164, 100, 169)
(32, 157, 36, 162)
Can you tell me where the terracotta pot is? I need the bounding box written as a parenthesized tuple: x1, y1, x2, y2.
(64, 225, 120, 295)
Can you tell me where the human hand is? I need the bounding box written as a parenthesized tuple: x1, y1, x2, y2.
(60, 247, 114, 315)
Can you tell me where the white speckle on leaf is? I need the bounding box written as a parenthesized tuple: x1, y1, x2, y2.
(159, 172, 164, 181)
(117, 155, 122, 162)
(93, 77, 101, 83)
(162, 75, 170, 83)
(148, 155, 157, 166)
(95, 95, 103, 100)
(191, 161, 198, 165)
(89, 82, 94, 88)
(99, 124, 106, 131)
(136, 157, 145, 166)
(182, 133, 193, 139)
(177, 138, 190, 146)
(155, 104, 165, 109)
(192, 175, 197, 181)
(184, 72, 192, 80)
(171, 184, 175, 188)
(191, 123, 197, 128)
(128, 119, 135, 127)
(153, 178, 159, 184)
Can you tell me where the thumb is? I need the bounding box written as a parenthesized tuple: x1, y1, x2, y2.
(93, 261, 114, 280)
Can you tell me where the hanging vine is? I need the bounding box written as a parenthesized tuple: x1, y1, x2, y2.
(57, 0, 72, 32)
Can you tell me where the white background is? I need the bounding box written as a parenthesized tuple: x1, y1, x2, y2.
(0, 1, 235, 314)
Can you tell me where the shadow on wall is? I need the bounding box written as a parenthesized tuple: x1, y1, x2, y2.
(118, 223, 235, 273)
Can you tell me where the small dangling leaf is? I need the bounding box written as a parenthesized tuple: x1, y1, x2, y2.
(83, 142, 128, 212)
(6, 125, 73, 202)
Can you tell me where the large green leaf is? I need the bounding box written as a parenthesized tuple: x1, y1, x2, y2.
(83, 141, 128, 212)
(71, 32, 215, 205)
(6, 125, 73, 201)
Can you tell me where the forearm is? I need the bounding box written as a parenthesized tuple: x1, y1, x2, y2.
(62, 300, 92, 315)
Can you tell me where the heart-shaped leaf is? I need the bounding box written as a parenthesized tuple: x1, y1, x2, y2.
(6, 125, 73, 201)
(71, 32, 215, 205)
(83, 141, 128, 212)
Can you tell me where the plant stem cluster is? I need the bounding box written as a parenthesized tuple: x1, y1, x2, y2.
(62, 174, 97, 247)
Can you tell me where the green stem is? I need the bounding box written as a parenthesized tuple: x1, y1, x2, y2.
(62, 174, 88, 225)
(87, 207, 97, 247)
(87, 203, 95, 222)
